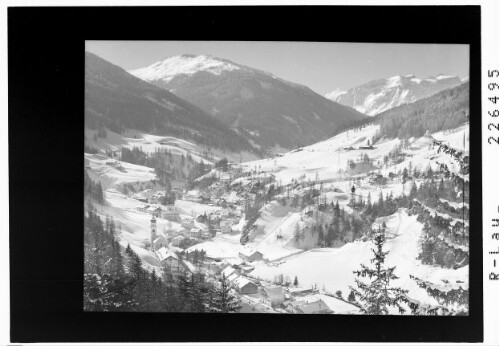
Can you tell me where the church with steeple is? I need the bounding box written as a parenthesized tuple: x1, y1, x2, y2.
(150, 214, 167, 251)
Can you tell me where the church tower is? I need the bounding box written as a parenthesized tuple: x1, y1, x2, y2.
(150, 214, 157, 251)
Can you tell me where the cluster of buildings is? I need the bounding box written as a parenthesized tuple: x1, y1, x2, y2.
(218, 265, 333, 314)
(137, 203, 181, 222)
(150, 215, 204, 282)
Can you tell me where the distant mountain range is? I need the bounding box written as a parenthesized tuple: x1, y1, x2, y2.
(85, 52, 255, 154)
(129, 54, 367, 150)
(325, 74, 466, 116)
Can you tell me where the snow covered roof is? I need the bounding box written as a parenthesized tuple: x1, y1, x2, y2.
(146, 205, 162, 212)
(239, 247, 262, 257)
(226, 272, 241, 282)
(296, 300, 331, 314)
(153, 234, 166, 244)
(182, 260, 196, 273)
(288, 287, 313, 294)
(173, 235, 186, 241)
(155, 247, 179, 262)
(221, 266, 237, 278)
(233, 277, 255, 289)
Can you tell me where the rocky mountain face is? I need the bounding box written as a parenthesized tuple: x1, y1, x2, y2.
(130, 55, 367, 151)
(325, 74, 465, 116)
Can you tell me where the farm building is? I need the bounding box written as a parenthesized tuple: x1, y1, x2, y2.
(288, 287, 314, 297)
(221, 266, 238, 278)
(295, 300, 332, 314)
(233, 277, 258, 295)
(239, 248, 264, 262)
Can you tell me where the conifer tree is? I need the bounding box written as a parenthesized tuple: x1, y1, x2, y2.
(210, 274, 242, 313)
(349, 229, 410, 315)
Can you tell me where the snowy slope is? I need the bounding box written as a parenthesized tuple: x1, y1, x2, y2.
(242, 122, 468, 188)
(85, 153, 156, 190)
(129, 55, 242, 83)
(249, 209, 468, 313)
(86, 128, 259, 165)
(326, 74, 465, 116)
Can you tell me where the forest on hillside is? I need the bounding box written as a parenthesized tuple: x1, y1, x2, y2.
(374, 82, 469, 140)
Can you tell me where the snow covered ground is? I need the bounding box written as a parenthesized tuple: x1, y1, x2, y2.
(249, 209, 468, 313)
(86, 127, 258, 165)
(85, 153, 156, 189)
(85, 118, 469, 313)
(241, 123, 468, 187)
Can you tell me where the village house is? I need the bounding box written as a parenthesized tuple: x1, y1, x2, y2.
(295, 300, 332, 314)
(232, 277, 259, 294)
(181, 219, 194, 230)
(145, 205, 163, 217)
(181, 260, 204, 282)
(171, 235, 186, 247)
(239, 248, 264, 262)
(262, 286, 286, 307)
(189, 228, 202, 239)
(221, 266, 238, 278)
(156, 247, 198, 281)
(156, 247, 182, 278)
(238, 264, 255, 274)
(201, 228, 212, 239)
(149, 191, 164, 204)
(227, 272, 240, 282)
(288, 287, 315, 297)
(152, 234, 168, 251)
(162, 205, 180, 222)
(184, 190, 202, 203)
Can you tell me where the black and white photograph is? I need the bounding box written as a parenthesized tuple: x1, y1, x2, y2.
(9, 3, 494, 344)
(84, 41, 470, 315)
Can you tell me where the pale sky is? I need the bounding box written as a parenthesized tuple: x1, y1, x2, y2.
(86, 41, 469, 95)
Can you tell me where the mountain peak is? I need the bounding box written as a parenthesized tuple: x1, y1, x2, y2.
(129, 54, 241, 82)
(325, 73, 463, 116)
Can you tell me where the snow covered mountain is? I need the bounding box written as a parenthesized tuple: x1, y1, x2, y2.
(131, 54, 242, 82)
(129, 55, 368, 150)
(325, 74, 465, 116)
(85, 52, 256, 155)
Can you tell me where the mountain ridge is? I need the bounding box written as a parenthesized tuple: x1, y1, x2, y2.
(326, 74, 465, 116)
(85, 52, 257, 155)
(129, 54, 368, 150)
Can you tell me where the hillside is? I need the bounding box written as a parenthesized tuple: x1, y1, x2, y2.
(374, 81, 469, 140)
(85, 52, 257, 154)
(326, 74, 464, 116)
(129, 55, 368, 150)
